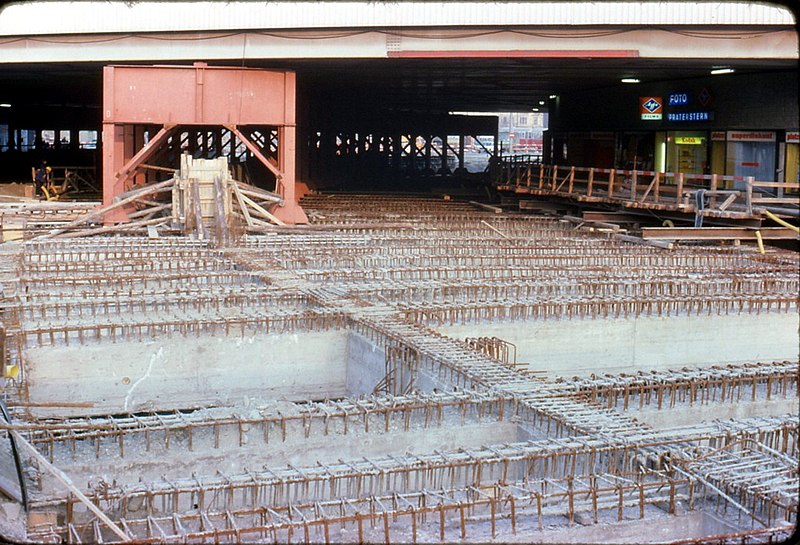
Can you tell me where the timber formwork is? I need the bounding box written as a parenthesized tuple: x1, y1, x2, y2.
(0, 194, 798, 544)
(494, 158, 800, 228)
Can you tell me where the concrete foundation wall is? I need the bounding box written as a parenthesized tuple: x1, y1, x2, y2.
(631, 398, 799, 430)
(346, 332, 467, 395)
(48, 412, 521, 492)
(25, 331, 349, 417)
(437, 313, 799, 377)
(345, 332, 387, 396)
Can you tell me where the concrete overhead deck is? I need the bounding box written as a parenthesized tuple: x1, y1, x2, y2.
(0, 195, 797, 543)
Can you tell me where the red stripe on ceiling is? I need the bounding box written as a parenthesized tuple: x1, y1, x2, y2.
(388, 50, 640, 58)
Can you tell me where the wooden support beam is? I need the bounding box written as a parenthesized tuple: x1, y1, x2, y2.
(9, 430, 131, 542)
(613, 233, 674, 250)
(469, 201, 503, 214)
(38, 178, 175, 239)
(582, 211, 644, 224)
(641, 227, 798, 241)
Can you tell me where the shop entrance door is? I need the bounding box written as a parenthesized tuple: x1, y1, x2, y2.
(730, 141, 776, 182)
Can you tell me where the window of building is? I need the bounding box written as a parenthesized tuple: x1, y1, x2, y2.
(79, 130, 97, 149)
(19, 129, 36, 151)
(41, 130, 56, 148)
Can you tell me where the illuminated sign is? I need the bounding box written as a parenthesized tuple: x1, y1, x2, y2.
(727, 131, 775, 142)
(698, 88, 713, 107)
(667, 111, 712, 122)
(640, 97, 663, 120)
(668, 92, 690, 106)
(786, 132, 799, 144)
(675, 137, 705, 145)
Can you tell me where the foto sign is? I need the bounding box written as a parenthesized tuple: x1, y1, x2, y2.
(668, 92, 691, 106)
(640, 97, 663, 120)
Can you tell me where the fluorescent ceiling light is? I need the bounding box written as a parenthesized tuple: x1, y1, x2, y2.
(0, 103, 10, 108)
(448, 111, 499, 116)
(531, 108, 539, 112)
(710, 67, 735, 75)
(621, 78, 640, 83)
(549, 94, 558, 99)
(538, 100, 545, 106)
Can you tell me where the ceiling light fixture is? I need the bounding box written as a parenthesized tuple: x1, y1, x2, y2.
(621, 78, 640, 84)
(538, 100, 545, 106)
(710, 67, 735, 75)
(0, 103, 10, 108)
(549, 94, 558, 99)
(531, 108, 540, 112)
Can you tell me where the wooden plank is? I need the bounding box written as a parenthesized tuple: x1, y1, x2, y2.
(641, 227, 797, 241)
(613, 233, 673, 250)
(239, 193, 286, 226)
(9, 430, 131, 542)
(582, 212, 643, 224)
(518, 200, 569, 211)
(231, 181, 254, 227)
(469, 201, 503, 214)
(38, 179, 174, 239)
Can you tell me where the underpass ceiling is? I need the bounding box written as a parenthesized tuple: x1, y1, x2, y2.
(0, 56, 796, 114)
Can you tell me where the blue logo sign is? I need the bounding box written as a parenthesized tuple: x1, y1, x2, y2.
(643, 98, 661, 113)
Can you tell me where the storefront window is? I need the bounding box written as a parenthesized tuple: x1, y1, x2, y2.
(785, 140, 799, 186)
(666, 132, 708, 175)
(725, 131, 776, 182)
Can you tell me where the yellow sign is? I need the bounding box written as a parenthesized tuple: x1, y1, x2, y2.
(675, 136, 704, 145)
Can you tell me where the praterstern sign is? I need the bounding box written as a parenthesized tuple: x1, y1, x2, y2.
(640, 97, 662, 120)
(667, 111, 713, 122)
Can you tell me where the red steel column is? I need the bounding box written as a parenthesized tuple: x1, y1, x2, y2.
(102, 123, 129, 223)
(272, 124, 308, 224)
(272, 72, 308, 224)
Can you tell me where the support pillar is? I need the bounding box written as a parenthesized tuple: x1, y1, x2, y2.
(102, 123, 128, 223)
(272, 125, 308, 224)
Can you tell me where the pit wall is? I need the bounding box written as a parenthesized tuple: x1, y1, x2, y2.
(24, 330, 350, 418)
(436, 313, 799, 377)
(346, 331, 457, 395)
(631, 399, 799, 429)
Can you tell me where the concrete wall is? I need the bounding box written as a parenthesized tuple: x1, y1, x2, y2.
(631, 398, 798, 430)
(345, 332, 387, 396)
(48, 408, 521, 492)
(346, 332, 469, 395)
(436, 313, 799, 378)
(25, 330, 349, 417)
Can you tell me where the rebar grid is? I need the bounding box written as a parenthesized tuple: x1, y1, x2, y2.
(25, 416, 797, 540)
(554, 361, 799, 411)
(2, 195, 798, 543)
(31, 472, 700, 544)
(9, 391, 510, 462)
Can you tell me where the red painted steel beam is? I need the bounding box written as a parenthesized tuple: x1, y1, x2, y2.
(102, 63, 307, 224)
